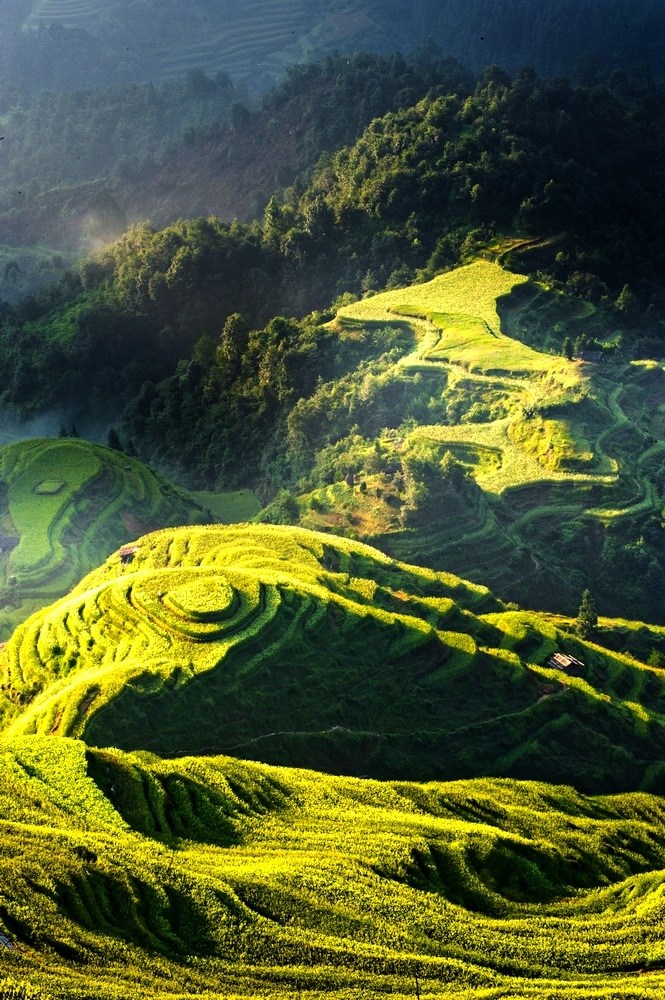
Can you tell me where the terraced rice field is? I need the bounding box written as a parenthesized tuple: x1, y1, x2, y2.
(2, 523, 665, 793)
(5, 735, 665, 998)
(21, 0, 376, 86)
(0, 438, 213, 641)
(25, 0, 118, 28)
(2, 734, 665, 999)
(321, 261, 665, 607)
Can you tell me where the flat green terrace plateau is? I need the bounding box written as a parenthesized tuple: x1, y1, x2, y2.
(3, 523, 665, 794)
(335, 261, 604, 493)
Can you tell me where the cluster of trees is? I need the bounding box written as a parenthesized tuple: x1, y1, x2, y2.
(0, 71, 236, 212)
(284, 64, 665, 306)
(1, 62, 663, 425)
(0, 49, 475, 303)
(254, 49, 474, 166)
(120, 312, 413, 489)
(542, 514, 665, 625)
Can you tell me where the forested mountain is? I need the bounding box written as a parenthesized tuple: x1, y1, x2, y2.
(2, 0, 663, 97)
(0, 70, 240, 301)
(112, 51, 475, 231)
(1, 66, 661, 421)
(5, 523, 665, 792)
(0, 73, 236, 210)
(0, 50, 473, 270)
(1, 69, 663, 620)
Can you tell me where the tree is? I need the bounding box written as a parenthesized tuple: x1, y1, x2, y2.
(562, 336, 573, 361)
(106, 427, 123, 451)
(576, 589, 598, 639)
(615, 283, 638, 319)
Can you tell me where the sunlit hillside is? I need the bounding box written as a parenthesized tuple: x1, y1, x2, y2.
(0, 438, 215, 640)
(3, 737, 665, 997)
(290, 255, 665, 619)
(2, 523, 665, 793)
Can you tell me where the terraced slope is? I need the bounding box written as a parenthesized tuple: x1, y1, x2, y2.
(296, 257, 665, 615)
(0, 438, 214, 641)
(3, 523, 665, 792)
(24, 0, 115, 28)
(3, 737, 665, 998)
(21, 0, 384, 88)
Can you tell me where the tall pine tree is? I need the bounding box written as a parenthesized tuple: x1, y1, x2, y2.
(576, 589, 598, 639)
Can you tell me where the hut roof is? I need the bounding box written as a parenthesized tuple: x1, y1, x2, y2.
(548, 652, 585, 671)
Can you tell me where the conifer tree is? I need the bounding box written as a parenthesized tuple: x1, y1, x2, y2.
(576, 589, 598, 639)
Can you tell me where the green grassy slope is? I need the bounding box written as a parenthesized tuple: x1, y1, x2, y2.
(3, 523, 665, 793)
(192, 489, 262, 523)
(3, 736, 665, 997)
(0, 438, 215, 641)
(295, 257, 665, 618)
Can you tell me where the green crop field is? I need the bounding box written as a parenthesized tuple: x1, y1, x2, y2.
(3, 736, 665, 997)
(0, 438, 215, 642)
(192, 488, 262, 523)
(2, 523, 665, 793)
(296, 259, 665, 618)
(339, 260, 531, 334)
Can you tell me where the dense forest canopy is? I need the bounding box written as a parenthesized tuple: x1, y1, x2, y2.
(1, 62, 661, 426)
(0, 50, 474, 302)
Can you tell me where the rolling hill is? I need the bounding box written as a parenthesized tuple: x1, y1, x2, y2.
(2, 522, 665, 793)
(3, 736, 665, 997)
(0, 438, 216, 641)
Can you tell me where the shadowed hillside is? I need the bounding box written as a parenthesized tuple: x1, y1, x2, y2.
(5, 0, 663, 95)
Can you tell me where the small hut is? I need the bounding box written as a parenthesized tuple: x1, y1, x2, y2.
(547, 652, 585, 676)
(118, 544, 139, 565)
